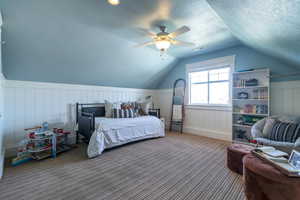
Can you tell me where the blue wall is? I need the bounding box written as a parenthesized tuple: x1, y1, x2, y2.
(0, 0, 176, 89)
(157, 45, 300, 89)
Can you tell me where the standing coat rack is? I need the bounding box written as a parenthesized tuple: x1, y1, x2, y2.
(169, 79, 186, 133)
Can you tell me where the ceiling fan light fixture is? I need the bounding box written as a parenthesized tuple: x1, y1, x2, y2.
(155, 40, 171, 51)
(107, 0, 120, 6)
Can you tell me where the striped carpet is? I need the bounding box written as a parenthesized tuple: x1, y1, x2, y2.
(0, 133, 245, 200)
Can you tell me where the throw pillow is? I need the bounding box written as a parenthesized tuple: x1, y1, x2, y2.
(262, 118, 276, 138)
(121, 102, 134, 110)
(104, 100, 112, 118)
(268, 121, 300, 143)
(112, 108, 138, 118)
(104, 100, 121, 118)
(138, 100, 152, 115)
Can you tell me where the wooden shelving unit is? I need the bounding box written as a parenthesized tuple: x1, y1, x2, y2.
(232, 69, 270, 142)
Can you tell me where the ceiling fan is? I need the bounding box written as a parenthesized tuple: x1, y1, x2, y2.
(135, 25, 195, 52)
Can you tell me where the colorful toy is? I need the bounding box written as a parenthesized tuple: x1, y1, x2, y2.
(12, 123, 73, 166)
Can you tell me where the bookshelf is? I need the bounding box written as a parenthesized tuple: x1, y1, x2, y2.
(232, 69, 270, 142)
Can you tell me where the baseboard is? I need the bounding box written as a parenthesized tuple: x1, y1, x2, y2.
(183, 126, 232, 142)
(4, 147, 16, 158)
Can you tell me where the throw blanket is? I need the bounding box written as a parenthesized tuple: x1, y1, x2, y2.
(87, 116, 165, 158)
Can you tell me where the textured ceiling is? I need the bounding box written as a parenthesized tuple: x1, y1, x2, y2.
(207, 0, 300, 68)
(1, 0, 298, 89)
(87, 0, 240, 58)
(0, 0, 240, 88)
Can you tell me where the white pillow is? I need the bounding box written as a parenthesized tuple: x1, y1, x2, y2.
(104, 100, 121, 118)
(138, 99, 152, 115)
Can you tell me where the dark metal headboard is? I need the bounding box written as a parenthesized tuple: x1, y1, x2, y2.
(76, 103, 105, 143)
(76, 103, 105, 122)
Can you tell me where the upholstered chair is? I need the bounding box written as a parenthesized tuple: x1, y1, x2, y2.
(251, 115, 300, 153)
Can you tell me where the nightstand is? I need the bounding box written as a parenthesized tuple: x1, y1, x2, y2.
(148, 108, 160, 118)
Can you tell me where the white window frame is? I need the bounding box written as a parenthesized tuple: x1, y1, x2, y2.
(186, 55, 235, 109)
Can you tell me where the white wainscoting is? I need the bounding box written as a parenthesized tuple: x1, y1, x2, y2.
(4, 80, 300, 156)
(0, 73, 4, 178)
(3, 80, 156, 155)
(0, 22, 5, 178)
(156, 89, 232, 141)
(156, 80, 300, 141)
(270, 81, 300, 116)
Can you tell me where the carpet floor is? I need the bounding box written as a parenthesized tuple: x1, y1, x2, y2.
(0, 133, 245, 200)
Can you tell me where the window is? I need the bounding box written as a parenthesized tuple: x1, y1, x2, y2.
(187, 56, 234, 106)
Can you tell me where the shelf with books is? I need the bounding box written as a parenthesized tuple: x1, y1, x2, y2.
(232, 68, 270, 142)
(232, 98, 268, 101)
(232, 112, 269, 117)
(233, 85, 268, 89)
(233, 124, 253, 128)
(232, 69, 269, 75)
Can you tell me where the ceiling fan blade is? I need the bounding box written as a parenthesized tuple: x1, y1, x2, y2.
(137, 28, 157, 38)
(134, 41, 155, 48)
(168, 26, 191, 38)
(171, 40, 195, 47)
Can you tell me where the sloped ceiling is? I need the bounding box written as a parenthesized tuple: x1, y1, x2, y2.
(207, 0, 300, 68)
(1, 0, 298, 89)
(0, 0, 239, 89)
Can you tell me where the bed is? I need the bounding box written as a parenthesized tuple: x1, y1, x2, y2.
(76, 103, 165, 158)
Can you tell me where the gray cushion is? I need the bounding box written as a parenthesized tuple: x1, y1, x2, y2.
(251, 118, 266, 138)
(255, 138, 295, 148)
(262, 118, 276, 138)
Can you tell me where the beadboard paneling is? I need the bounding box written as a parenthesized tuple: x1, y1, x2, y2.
(270, 81, 300, 116)
(156, 80, 300, 141)
(0, 73, 4, 178)
(4, 80, 300, 155)
(0, 25, 5, 178)
(156, 89, 232, 141)
(3, 80, 156, 152)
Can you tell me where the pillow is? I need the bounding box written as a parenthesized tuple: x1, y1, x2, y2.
(121, 102, 135, 110)
(268, 120, 300, 143)
(104, 100, 112, 118)
(262, 118, 276, 138)
(104, 100, 121, 118)
(112, 108, 138, 118)
(137, 100, 152, 115)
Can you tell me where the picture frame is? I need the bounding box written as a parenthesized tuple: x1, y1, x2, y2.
(288, 150, 300, 169)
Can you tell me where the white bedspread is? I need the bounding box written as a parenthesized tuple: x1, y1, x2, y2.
(87, 116, 165, 158)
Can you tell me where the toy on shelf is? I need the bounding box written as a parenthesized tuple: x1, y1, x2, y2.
(11, 140, 32, 166)
(12, 122, 73, 166)
(233, 104, 268, 115)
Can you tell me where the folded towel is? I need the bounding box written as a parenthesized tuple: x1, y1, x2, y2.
(173, 105, 182, 121)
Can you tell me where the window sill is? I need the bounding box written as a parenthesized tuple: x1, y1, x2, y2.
(185, 104, 232, 111)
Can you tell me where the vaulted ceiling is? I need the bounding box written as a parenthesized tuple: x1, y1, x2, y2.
(207, 0, 300, 68)
(0, 0, 299, 89)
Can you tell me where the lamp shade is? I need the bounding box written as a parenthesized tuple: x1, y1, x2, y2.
(155, 40, 171, 51)
(107, 0, 120, 5)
